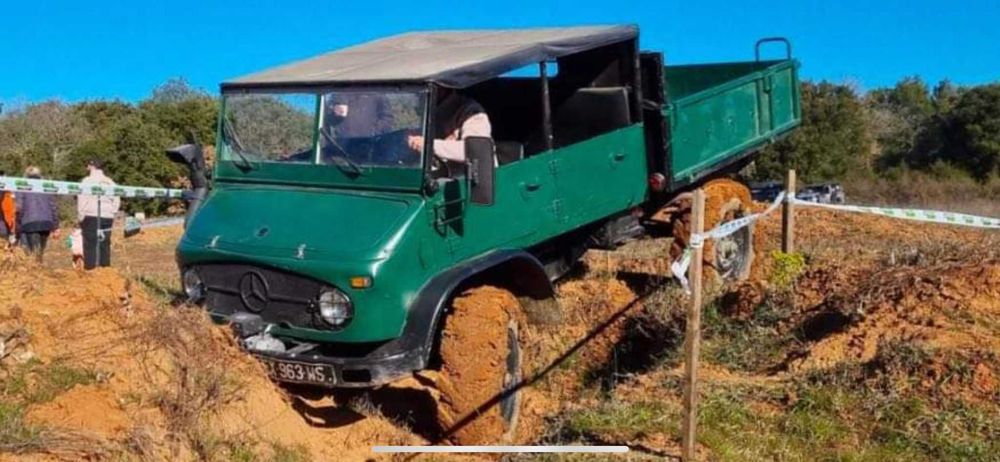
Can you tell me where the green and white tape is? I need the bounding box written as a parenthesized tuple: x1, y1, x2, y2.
(670, 191, 786, 292)
(671, 193, 1000, 292)
(792, 198, 1000, 229)
(0, 175, 185, 199)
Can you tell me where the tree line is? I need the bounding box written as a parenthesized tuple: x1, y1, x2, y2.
(754, 77, 1000, 185)
(0, 79, 216, 214)
(1, 76, 998, 215)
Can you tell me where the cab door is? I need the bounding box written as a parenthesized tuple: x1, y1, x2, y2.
(429, 150, 555, 261)
(548, 126, 648, 229)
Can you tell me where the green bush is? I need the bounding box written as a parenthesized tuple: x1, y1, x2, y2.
(768, 251, 806, 289)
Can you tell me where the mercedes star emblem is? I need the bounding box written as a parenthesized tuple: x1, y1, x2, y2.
(238, 271, 270, 313)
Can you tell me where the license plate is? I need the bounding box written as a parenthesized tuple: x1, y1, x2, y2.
(259, 357, 336, 386)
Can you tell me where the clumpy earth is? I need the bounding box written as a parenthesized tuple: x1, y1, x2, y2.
(2, 200, 998, 461)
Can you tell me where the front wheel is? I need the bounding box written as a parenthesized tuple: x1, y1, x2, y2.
(432, 286, 525, 444)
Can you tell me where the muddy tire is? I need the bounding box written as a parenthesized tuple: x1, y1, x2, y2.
(670, 178, 754, 282)
(432, 286, 525, 445)
(711, 198, 754, 281)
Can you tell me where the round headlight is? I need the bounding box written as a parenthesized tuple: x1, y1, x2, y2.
(317, 288, 353, 327)
(182, 268, 205, 303)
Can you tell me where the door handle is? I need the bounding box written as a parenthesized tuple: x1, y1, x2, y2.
(523, 182, 542, 192)
(611, 152, 626, 161)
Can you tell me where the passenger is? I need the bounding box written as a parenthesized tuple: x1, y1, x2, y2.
(77, 159, 120, 270)
(15, 166, 60, 262)
(0, 171, 16, 247)
(406, 88, 492, 163)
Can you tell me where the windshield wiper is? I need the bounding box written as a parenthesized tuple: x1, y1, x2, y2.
(222, 118, 257, 171)
(321, 128, 365, 177)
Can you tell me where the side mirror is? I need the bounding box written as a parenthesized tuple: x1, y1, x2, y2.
(166, 143, 209, 228)
(166, 144, 207, 189)
(465, 137, 495, 206)
(166, 144, 205, 171)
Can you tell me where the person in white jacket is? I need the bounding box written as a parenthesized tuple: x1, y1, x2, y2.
(77, 159, 120, 269)
(406, 89, 492, 164)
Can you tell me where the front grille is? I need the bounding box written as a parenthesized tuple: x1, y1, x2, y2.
(196, 263, 324, 328)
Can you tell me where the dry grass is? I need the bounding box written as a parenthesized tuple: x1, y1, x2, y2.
(142, 307, 247, 436)
(845, 170, 1000, 217)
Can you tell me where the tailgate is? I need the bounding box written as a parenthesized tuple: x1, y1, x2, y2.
(665, 54, 801, 186)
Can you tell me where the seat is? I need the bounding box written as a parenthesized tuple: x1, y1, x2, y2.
(552, 87, 631, 148)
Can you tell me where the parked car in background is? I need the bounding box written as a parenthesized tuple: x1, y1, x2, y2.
(750, 181, 784, 202)
(799, 183, 845, 204)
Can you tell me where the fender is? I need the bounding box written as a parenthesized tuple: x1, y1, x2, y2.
(388, 249, 555, 368)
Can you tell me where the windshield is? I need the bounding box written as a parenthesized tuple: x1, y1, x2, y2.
(221, 88, 427, 171)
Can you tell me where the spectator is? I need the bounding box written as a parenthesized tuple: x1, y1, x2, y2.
(0, 171, 15, 246)
(77, 159, 120, 269)
(15, 167, 60, 261)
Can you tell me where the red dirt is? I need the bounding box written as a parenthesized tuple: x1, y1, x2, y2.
(0, 252, 416, 461)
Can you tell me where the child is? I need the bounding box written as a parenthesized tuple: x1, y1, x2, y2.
(69, 228, 84, 269)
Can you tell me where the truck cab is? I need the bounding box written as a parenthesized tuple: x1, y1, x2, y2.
(174, 25, 800, 444)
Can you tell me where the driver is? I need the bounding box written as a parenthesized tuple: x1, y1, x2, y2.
(407, 88, 491, 163)
(325, 93, 395, 139)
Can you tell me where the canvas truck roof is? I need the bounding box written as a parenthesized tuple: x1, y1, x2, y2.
(222, 25, 638, 90)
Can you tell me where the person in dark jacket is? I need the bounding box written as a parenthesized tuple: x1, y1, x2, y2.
(15, 166, 60, 261)
(324, 92, 395, 139)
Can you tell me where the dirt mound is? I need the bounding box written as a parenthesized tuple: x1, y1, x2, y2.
(0, 235, 658, 460)
(790, 263, 1000, 375)
(0, 255, 414, 461)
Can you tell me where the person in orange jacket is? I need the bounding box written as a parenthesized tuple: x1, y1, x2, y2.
(0, 170, 15, 244)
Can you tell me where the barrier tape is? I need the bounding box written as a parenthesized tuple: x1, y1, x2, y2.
(0, 175, 185, 199)
(791, 198, 1000, 229)
(670, 192, 786, 292)
(671, 193, 1000, 292)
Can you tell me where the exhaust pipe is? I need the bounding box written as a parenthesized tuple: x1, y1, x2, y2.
(165, 144, 208, 227)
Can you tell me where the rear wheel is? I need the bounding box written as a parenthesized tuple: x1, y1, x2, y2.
(669, 178, 754, 282)
(432, 286, 525, 444)
(712, 197, 753, 280)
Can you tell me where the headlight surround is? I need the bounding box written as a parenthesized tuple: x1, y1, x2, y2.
(182, 268, 205, 303)
(317, 287, 353, 328)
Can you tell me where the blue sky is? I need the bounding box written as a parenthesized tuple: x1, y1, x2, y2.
(2, 0, 998, 104)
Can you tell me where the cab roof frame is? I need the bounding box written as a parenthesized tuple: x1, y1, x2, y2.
(221, 25, 638, 91)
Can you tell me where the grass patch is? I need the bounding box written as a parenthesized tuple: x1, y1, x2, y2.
(0, 402, 44, 453)
(553, 340, 999, 461)
(701, 301, 799, 373)
(1, 359, 101, 405)
(561, 400, 680, 441)
(269, 442, 310, 462)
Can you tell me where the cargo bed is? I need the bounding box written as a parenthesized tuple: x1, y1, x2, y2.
(649, 42, 800, 190)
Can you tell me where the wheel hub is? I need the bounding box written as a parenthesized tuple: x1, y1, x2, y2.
(500, 320, 521, 433)
(714, 209, 751, 280)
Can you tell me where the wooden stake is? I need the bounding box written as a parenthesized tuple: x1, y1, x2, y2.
(681, 188, 706, 462)
(782, 169, 796, 254)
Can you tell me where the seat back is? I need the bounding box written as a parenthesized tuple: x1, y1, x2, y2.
(552, 87, 631, 148)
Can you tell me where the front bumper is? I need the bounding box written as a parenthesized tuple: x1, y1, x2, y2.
(249, 342, 425, 388)
(219, 311, 427, 388)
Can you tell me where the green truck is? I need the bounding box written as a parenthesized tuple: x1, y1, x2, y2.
(170, 25, 800, 443)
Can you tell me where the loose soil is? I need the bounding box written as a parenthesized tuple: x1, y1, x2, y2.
(3, 195, 999, 460)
